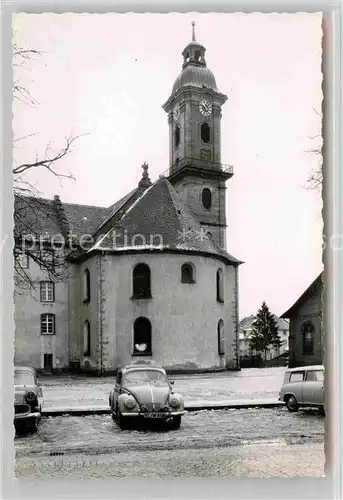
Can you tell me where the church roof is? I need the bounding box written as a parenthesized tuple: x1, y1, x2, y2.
(88, 176, 242, 265)
(14, 170, 241, 266)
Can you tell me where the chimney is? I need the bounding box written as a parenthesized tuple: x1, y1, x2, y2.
(53, 195, 70, 238)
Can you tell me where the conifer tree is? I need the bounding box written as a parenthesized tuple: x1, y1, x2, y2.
(249, 302, 282, 360)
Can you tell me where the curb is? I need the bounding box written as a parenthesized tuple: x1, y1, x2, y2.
(42, 400, 285, 417)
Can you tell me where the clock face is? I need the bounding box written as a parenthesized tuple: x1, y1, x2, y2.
(173, 105, 181, 120)
(199, 100, 212, 116)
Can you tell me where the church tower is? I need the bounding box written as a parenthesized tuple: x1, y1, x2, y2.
(162, 22, 233, 250)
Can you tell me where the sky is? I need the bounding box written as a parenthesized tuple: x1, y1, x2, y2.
(13, 12, 323, 318)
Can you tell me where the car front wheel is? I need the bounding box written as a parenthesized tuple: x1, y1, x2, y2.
(285, 395, 298, 412)
(116, 407, 127, 430)
(170, 415, 181, 429)
(26, 417, 38, 433)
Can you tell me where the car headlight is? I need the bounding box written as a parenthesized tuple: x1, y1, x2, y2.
(25, 391, 37, 405)
(169, 395, 180, 408)
(124, 396, 136, 409)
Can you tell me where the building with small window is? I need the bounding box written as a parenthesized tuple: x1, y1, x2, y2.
(13, 26, 243, 374)
(280, 273, 323, 368)
(238, 315, 289, 362)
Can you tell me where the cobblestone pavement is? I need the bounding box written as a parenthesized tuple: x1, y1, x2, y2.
(39, 367, 286, 409)
(15, 406, 325, 478)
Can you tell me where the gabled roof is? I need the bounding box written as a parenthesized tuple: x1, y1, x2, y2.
(239, 315, 289, 331)
(14, 195, 61, 238)
(14, 191, 138, 241)
(281, 272, 323, 318)
(62, 202, 110, 235)
(88, 176, 242, 265)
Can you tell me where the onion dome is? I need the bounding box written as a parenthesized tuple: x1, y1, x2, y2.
(172, 22, 218, 94)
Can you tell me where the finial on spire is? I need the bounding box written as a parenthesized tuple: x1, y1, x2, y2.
(138, 162, 152, 189)
(191, 21, 196, 42)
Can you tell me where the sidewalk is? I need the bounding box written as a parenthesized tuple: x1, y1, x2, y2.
(42, 398, 284, 417)
(39, 367, 286, 413)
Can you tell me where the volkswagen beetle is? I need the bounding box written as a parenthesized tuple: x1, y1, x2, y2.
(109, 362, 185, 429)
(14, 366, 43, 432)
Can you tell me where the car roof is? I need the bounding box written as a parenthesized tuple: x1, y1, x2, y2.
(286, 364, 324, 372)
(120, 363, 165, 373)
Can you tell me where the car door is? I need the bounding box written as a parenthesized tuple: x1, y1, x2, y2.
(288, 370, 305, 402)
(302, 369, 324, 405)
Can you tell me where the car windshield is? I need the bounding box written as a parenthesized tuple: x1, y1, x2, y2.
(123, 370, 168, 386)
(14, 370, 35, 386)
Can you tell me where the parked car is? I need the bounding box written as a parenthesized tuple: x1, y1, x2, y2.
(109, 362, 185, 429)
(14, 366, 43, 432)
(278, 364, 324, 413)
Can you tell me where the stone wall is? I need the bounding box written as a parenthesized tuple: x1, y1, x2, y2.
(97, 252, 237, 373)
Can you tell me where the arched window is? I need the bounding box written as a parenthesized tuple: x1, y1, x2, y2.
(206, 231, 212, 240)
(175, 157, 180, 167)
(195, 50, 201, 61)
(83, 268, 90, 303)
(181, 263, 195, 283)
(202, 188, 212, 209)
(133, 317, 152, 355)
(132, 263, 151, 299)
(301, 321, 315, 355)
(218, 320, 225, 355)
(201, 122, 210, 143)
(83, 320, 91, 357)
(216, 268, 224, 303)
(175, 125, 180, 148)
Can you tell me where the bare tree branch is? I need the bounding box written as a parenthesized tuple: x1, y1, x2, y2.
(13, 39, 84, 292)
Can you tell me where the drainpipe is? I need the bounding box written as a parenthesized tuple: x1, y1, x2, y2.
(98, 253, 104, 376)
(235, 265, 240, 370)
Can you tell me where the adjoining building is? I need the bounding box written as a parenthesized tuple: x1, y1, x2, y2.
(281, 273, 323, 368)
(14, 25, 243, 374)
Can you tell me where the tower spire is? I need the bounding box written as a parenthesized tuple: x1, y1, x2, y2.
(191, 21, 196, 42)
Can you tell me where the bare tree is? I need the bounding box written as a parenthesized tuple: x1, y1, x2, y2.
(305, 108, 323, 191)
(13, 40, 82, 292)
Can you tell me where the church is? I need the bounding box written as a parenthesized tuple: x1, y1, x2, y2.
(14, 25, 243, 374)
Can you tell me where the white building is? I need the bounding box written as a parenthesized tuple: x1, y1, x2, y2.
(239, 315, 289, 361)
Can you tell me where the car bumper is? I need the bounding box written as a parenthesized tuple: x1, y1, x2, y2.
(14, 411, 41, 422)
(120, 410, 185, 418)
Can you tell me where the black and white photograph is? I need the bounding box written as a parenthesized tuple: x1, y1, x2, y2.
(11, 11, 325, 479)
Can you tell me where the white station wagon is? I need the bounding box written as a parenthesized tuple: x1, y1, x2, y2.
(278, 365, 325, 413)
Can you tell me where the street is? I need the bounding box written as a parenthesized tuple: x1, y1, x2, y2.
(15, 407, 325, 478)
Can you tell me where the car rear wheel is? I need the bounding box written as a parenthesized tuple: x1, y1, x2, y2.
(285, 395, 298, 412)
(318, 406, 325, 416)
(170, 415, 181, 429)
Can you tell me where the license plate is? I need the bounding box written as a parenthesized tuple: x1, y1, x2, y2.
(143, 412, 165, 419)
